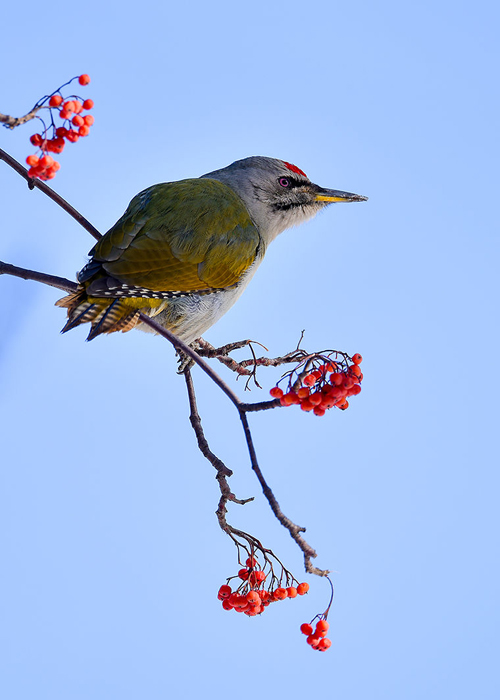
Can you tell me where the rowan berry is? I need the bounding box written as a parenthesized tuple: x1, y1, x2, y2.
(269, 387, 283, 399)
(238, 568, 249, 580)
(313, 406, 326, 417)
(317, 638, 332, 651)
(309, 392, 322, 406)
(222, 599, 233, 611)
(250, 570, 266, 584)
(349, 384, 362, 396)
(331, 373, 344, 386)
(55, 127, 68, 138)
(39, 155, 54, 168)
(273, 587, 288, 600)
(49, 95, 63, 107)
(297, 387, 310, 399)
(352, 353, 363, 365)
(72, 115, 84, 127)
(227, 592, 239, 607)
(78, 74, 91, 85)
(338, 399, 349, 410)
(297, 582, 309, 595)
(78, 125, 90, 137)
(60, 110, 72, 120)
(300, 400, 314, 412)
(83, 114, 94, 126)
(218, 584, 232, 599)
(66, 130, 79, 143)
(30, 134, 43, 146)
(306, 634, 321, 648)
(82, 99, 94, 110)
(315, 619, 329, 636)
(303, 374, 316, 387)
(26, 155, 39, 166)
(246, 591, 260, 606)
(300, 623, 313, 635)
(73, 100, 83, 113)
(287, 586, 298, 598)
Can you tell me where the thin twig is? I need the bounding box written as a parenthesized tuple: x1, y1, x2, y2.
(0, 261, 77, 292)
(0, 107, 43, 128)
(238, 410, 328, 576)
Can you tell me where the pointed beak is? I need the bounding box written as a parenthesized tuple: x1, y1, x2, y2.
(314, 186, 368, 203)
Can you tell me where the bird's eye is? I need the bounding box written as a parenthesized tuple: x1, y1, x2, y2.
(278, 177, 290, 188)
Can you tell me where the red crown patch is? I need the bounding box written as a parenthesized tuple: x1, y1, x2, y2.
(282, 161, 307, 178)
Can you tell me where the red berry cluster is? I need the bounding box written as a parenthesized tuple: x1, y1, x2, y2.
(300, 618, 332, 652)
(218, 556, 309, 617)
(26, 75, 93, 180)
(270, 352, 363, 416)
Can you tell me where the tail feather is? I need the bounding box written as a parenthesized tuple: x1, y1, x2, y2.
(56, 286, 141, 340)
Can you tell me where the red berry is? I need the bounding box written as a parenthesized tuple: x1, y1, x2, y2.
(246, 591, 260, 606)
(297, 582, 309, 595)
(26, 155, 39, 166)
(55, 127, 68, 138)
(63, 101, 76, 113)
(315, 619, 329, 636)
(238, 568, 249, 580)
(318, 637, 332, 651)
(349, 384, 362, 396)
(65, 130, 79, 143)
(78, 125, 90, 136)
(222, 599, 233, 611)
(338, 399, 349, 410)
(83, 114, 94, 126)
(72, 115, 84, 127)
(286, 586, 298, 598)
(352, 353, 363, 365)
(270, 386, 283, 399)
(218, 584, 232, 599)
(49, 95, 63, 107)
(59, 110, 71, 120)
(39, 155, 54, 168)
(303, 374, 316, 387)
(82, 99, 94, 110)
(300, 400, 314, 412)
(78, 74, 91, 85)
(273, 587, 288, 600)
(30, 134, 42, 146)
(73, 100, 83, 114)
(300, 623, 313, 635)
(297, 387, 310, 399)
(306, 634, 321, 648)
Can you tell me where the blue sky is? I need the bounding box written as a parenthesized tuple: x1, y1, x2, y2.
(1, 1, 499, 698)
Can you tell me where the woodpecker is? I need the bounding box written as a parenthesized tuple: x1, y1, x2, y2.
(57, 156, 367, 343)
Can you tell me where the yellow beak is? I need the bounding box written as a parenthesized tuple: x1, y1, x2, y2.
(314, 187, 368, 203)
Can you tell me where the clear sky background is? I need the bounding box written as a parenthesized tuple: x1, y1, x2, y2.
(1, 1, 499, 698)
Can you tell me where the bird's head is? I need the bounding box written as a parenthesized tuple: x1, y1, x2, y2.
(201, 156, 367, 245)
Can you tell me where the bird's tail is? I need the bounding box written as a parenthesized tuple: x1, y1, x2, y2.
(56, 287, 140, 340)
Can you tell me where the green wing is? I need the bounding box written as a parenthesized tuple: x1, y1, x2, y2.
(89, 179, 261, 292)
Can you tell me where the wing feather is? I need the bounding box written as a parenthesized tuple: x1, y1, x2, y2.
(87, 179, 261, 292)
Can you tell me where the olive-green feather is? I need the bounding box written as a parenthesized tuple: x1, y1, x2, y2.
(89, 179, 261, 292)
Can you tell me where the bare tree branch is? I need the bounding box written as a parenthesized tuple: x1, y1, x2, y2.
(0, 106, 44, 129)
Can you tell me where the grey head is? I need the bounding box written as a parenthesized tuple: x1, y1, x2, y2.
(201, 156, 367, 245)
